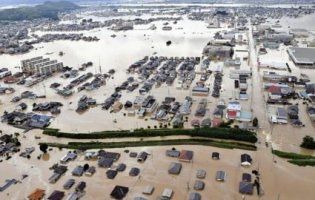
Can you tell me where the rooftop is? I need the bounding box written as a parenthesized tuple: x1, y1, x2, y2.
(288, 47, 315, 65)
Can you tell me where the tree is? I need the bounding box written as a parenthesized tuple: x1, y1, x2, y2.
(39, 143, 48, 153)
(301, 136, 315, 149)
(83, 164, 90, 171)
(253, 117, 258, 127)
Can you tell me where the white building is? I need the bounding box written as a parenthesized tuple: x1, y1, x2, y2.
(21, 56, 63, 75)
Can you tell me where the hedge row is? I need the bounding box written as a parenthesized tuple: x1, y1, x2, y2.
(41, 138, 257, 151)
(288, 159, 315, 167)
(272, 150, 315, 160)
(272, 150, 315, 167)
(43, 127, 257, 143)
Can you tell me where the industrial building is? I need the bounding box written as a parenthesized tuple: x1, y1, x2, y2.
(203, 45, 233, 60)
(288, 47, 315, 66)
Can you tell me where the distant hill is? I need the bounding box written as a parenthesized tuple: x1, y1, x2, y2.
(0, 0, 115, 6)
(0, 1, 80, 21)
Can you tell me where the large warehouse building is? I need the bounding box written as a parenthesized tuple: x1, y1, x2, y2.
(288, 47, 315, 66)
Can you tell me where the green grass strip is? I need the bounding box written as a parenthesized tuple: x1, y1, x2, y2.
(272, 150, 315, 160)
(41, 138, 257, 151)
(288, 159, 315, 167)
(272, 150, 315, 167)
(43, 127, 257, 143)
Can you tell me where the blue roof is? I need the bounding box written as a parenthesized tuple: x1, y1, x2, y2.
(31, 114, 51, 122)
(239, 111, 252, 121)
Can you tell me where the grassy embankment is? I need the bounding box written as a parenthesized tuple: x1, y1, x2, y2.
(272, 150, 315, 167)
(41, 138, 257, 151)
(41, 127, 258, 150)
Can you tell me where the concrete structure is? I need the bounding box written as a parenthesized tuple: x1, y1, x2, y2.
(288, 47, 315, 66)
(203, 45, 232, 60)
(21, 56, 63, 75)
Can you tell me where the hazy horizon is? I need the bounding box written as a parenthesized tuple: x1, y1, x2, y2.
(0, 0, 314, 6)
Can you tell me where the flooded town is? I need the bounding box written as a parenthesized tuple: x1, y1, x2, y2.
(0, 0, 315, 200)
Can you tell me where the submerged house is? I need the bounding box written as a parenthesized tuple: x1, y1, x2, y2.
(98, 157, 114, 168)
(226, 101, 241, 120)
(203, 45, 233, 60)
(241, 154, 252, 166)
(49, 165, 67, 184)
(189, 192, 201, 200)
(168, 162, 182, 175)
(47, 190, 65, 200)
(29, 114, 52, 128)
(0, 179, 17, 192)
(142, 185, 154, 195)
(110, 185, 129, 200)
(238, 111, 253, 122)
(193, 180, 205, 190)
(166, 149, 180, 158)
(307, 107, 315, 121)
(179, 97, 192, 115)
(60, 152, 77, 163)
(161, 188, 173, 199)
(215, 171, 226, 181)
(268, 85, 282, 100)
(239, 182, 254, 195)
(72, 166, 84, 176)
(27, 188, 45, 200)
(178, 150, 193, 162)
(276, 107, 288, 124)
(172, 114, 184, 128)
(98, 150, 121, 161)
(137, 151, 149, 162)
